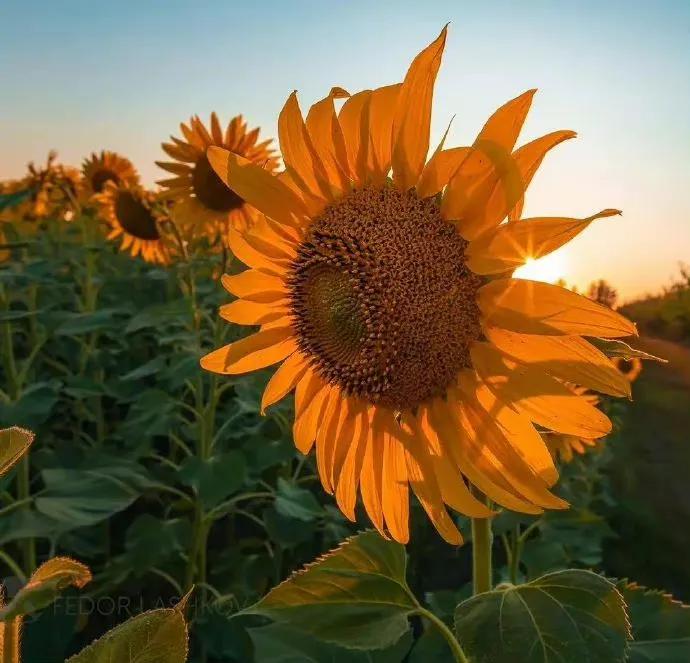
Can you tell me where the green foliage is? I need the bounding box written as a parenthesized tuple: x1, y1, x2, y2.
(619, 581, 690, 662)
(246, 531, 417, 650)
(66, 606, 188, 663)
(454, 570, 630, 662)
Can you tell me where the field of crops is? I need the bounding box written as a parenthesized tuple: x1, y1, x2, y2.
(2, 16, 690, 663)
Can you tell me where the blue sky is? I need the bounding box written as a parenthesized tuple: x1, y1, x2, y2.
(2, 0, 689, 300)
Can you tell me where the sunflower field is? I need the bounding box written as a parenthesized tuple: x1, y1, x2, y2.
(2, 25, 689, 663)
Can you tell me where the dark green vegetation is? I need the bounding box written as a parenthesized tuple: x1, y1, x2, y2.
(1, 219, 689, 661)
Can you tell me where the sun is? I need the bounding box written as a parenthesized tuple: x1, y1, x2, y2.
(514, 249, 569, 284)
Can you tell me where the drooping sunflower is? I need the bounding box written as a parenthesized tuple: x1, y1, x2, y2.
(201, 27, 637, 544)
(613, 356, 642, 383)
(157, 114, 279, 243)
(82, 150, 139, 198)
(95, 182, 169, 264)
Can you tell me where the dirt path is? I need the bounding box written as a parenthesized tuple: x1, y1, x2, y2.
(605, 336, 690, 599)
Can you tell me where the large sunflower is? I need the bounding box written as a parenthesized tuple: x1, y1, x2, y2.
(157, 114, 278, 243)
(201, 27, 636, 544)
(82, 150, 139, 198)
(96, 182, 169, 264)
(613, 356, 642, 383)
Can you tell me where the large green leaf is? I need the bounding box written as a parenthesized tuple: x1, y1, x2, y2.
(619, 580, 690, 662)
(245, 531, 417, 650)
(178, 450, 246, 509)
(250, 623, 413, 662)
(274, 478, 323, 521)
(453, 570, 630, 662)
(66, 607, 188, 663)
(0, 557, 91, 620)
(35, 469, 139, 528)
(0, 426, 34, 477)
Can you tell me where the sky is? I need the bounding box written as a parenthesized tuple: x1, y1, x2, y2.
(1, 0, 689, 301)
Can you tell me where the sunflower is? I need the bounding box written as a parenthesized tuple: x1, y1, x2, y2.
(95, 182, 169, 264)
(613, 356, 642, 383)
(157, 114, 278, 244)
(82, 150, 139, 198)
(200, 27, 636, 544)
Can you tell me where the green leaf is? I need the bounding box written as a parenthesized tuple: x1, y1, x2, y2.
(453, 569, 630, 663)
(245, 531, 417, 650)
(124, 300, 190, 334)
(250, 623, 413, 662)
(275, 478, 323, 521)
(178, 450, 246, 509)
(619, 580, 690, 662)
(55, 308, 126, 335)
(0, 557, 91, 620)
(0, 426, 34, 477)
(36, 469, 139, 528)
(120, 356, 167, 382)
(66, 607, 188, 663)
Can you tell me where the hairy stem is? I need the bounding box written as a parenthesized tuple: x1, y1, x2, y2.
(471, 514, 493, 595)
(417, 608, 470, 663)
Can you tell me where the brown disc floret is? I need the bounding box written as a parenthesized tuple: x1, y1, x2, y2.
(288, 186, 483, 410)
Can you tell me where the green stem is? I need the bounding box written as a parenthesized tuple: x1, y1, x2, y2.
(0, 549, 27, 584)
(417, 607, 470, 663)
(509, 525, 520, 584)
(471, 514, 493, 595)
(0, 617, 21, 663)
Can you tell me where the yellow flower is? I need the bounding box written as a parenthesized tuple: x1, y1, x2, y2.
(613, 356, 642, 383)
(157, 114, 278, 245)
(201, 27, 636, 544)
(95, 182, 169, 264)
(82, 151, 139, 198)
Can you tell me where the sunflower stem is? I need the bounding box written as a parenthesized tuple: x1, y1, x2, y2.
(471, 502, 493, 595)
(416, 607, 470, 663)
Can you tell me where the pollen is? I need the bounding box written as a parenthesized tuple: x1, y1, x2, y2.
(288, 186, 483, 410)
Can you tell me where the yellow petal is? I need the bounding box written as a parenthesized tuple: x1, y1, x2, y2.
(399, 417, 462, 544)
(485, 327, 631, 398)
(469, 379, 558, 486)
(220, 271, 286, 302)
(226, 226, 287, 275)
(338, 90, 373, 186)
(416, 147, 472, 199)
(479, 278, 638, 338)
(475, 89, 536, 153)
(207, 146, 305, 227)
(305, 87, 351, 191)
(293, 372, 329, 454)
(454, 376, 566, 509)
(368, 84, 402, 185)
(335, 404, 370, 521)
(392, 26, 447, 190)
(219, 299, 288, 326)
(261, 352, 309, 414)
(471, 342, 613, 438)
(279, 91, 332, 200)
(507, 130, 577, 221)
(414, 407, 495, 518)
(466, 209, 621, 274)
(360, 419, 386, 536)
(381, 416, 409, 544)
(201, 326, 296, 375)
(315, 388, 342, 494)
(428, 399, 543, 514)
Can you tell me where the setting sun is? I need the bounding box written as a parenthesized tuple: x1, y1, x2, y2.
(514, 250, 569, 284)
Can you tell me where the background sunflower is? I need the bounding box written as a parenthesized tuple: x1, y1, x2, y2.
(82, 150, 139, 199)
(95, 181, 169, 264)
(157, 114, 278, 247)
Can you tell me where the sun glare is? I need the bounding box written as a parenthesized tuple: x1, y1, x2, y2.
(514, 251, 568, 284)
